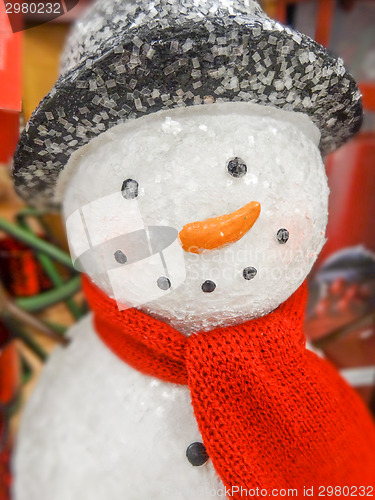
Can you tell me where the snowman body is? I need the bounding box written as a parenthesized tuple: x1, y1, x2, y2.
(15, 316, 223, 500)
(14, 103, 330, 500)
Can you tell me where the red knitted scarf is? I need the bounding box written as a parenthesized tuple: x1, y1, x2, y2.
(83, 276, 375, 496)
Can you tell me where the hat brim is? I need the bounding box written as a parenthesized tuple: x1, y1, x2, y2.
(13, 16, 362, 209)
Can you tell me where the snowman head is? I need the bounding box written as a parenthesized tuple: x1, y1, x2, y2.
(60, 102, 328, 335)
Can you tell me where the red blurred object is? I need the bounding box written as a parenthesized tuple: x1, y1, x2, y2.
(0, 237, 52, 297)
(274, 0, 334, 47)
(301, 2, 375, 409)
(0, 234, 49, 499)
(0, 431, 11, 500)
(314, 0, 335, 47)
(359, 82, 375, 113)
(317, 133, 375, 265)
(0, 111, 19, 164)
(315, 297, 329, 316)
(0, 2, 21, 163)
(330, 277, 346, 296)
(305, 244, 375, 409)
(0, 326, 18, 500)
(0, 338, 19, 406)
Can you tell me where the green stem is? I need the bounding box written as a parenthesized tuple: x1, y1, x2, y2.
(2, 316, 47, 361)
(16, 210, 58, 245)
(15, 276, 81, 312)
(17, 217, 84, 320)
(20, 354, 34, 384)
(44, 321, 68, 335)
(16, 208, 45, 220)
(16, 329, 47, 361)
(0, 216, 74, 270)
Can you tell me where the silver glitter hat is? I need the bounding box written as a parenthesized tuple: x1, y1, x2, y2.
(13, 0, 362, 209)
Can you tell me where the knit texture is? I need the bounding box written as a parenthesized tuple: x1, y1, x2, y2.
(83, 276, 375, 496)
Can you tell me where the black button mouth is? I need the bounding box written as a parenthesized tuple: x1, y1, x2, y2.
(201, 280, 216, 293)
(243, 266, 257, 280)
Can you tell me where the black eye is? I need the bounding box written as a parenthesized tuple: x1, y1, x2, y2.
(227, 157, 247, 178)
(157, 276, 171, 290)
(277, 228, 289, 244)
(121, 178, 138, 199)
(114, 250, 127, 264)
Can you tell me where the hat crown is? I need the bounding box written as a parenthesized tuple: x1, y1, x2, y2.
(61, 0, 265, 75)
(13, 0, 362, 209)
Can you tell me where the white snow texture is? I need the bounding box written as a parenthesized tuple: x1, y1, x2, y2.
(61, 102, 329, 334)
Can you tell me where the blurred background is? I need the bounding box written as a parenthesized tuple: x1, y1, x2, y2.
(0, 1, 374, 498)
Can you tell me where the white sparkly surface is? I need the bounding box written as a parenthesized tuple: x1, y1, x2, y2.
(14, 316, 223, 500)
(61, 102, 329, 335)
(61, 0, 266, 76)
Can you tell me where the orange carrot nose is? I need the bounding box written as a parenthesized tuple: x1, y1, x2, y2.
(178, 201, 261, 254)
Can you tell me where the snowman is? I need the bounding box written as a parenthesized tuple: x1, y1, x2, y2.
(12, 0, 375, 499)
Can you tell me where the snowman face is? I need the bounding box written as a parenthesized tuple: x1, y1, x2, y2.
(61, 102, 329, 335)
